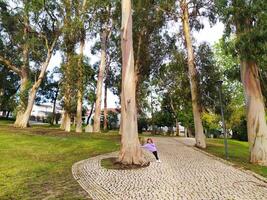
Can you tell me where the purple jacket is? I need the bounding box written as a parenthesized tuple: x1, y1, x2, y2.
(142, 143, 157, 152)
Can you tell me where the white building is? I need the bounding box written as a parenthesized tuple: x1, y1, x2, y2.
(30, 103, 63, 122)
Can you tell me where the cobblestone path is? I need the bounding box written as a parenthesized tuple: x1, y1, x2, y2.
(72, 137, 267, 200)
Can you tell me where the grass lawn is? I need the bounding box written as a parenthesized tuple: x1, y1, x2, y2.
(0, 121, 120, 200)
(205, 138, 267, 178)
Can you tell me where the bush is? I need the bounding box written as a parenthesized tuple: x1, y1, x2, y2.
(232, 116, 247, 141)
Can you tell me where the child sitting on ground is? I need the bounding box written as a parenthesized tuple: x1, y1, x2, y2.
(142, 138, 161, 163)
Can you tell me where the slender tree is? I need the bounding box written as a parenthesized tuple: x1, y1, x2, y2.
(93, 29, 108, 132)
(93, 2, 113, 133)
(0, 1, 61, 128)
(60, 0, 78, 132)
(75, 0, 88, 133)
(118, 0, 147, 165)
(216, 0, 267, 165)
(180, 0, 205, 148)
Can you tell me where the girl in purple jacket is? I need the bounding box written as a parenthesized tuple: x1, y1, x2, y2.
(142, 138, 161, 163)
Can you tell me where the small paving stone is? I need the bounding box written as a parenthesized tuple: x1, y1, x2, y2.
(72, 137, 267, 200)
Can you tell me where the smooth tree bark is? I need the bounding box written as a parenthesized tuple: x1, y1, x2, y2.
(118, 0, 147, 165)
(86, 102, 95, 125)
(103, 82, 108, 130)
(60, 111, 67, 129)
(61, 0, 76, 132)
(75, 0, 87, 133)
(75, 33, 85, 133)
(93, 30, 108, 133)
(240, 60, 267, 165)
(134, 29, 144, 114)
(75, 41, 85, 133)
(180, 0, 206, 148)
(170, 96, 179, 136)
(64, 112, 71, 132)
(51, 86, 59, 125)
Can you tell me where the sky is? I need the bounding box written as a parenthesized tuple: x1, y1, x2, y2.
(47, 21, 225, 109)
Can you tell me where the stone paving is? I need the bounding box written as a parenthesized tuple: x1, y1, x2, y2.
(72, 137, 267, 200)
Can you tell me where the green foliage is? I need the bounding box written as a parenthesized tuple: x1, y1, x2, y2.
(0, 65, 19, 113)
(100, 110, 119, 130)
(213, 39, 247, 141)
(215, 0, 267, 61)
(202, 112, 220, 131)
(137, 116, 149, 133)
(196, 42, 221, 111)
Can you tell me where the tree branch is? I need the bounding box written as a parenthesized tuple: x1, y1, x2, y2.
(0, 55, 21, 75)
(32, 34, 59, 89)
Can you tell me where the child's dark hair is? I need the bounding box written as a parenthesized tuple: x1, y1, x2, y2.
(147, 138, 153, 143)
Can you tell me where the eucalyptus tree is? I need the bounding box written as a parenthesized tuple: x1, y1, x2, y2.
(118, 0, 147, 165)
(153, 50, 193, 135)
(60, 0, 79, 132)
(157, 0, 216, 148)
(215, 0, 267, 165)
(0, 0, 62, 128)
(91, 1, 115, 133)
(75, 0, 89, 133)
(132, 0, 169, 114)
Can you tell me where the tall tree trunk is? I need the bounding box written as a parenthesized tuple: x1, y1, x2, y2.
(103, 82, 108, 130)
(14, 75, 29, 127)
(51, 87, 59, 125)
(65, 112, 71, 132)
(118, 0, 147, 165)
(14, 15, 30, 128)
(134, 29, 144, 115)
(75, 0, 87, 133)
(86, 102, 94, 125)
(175, 119, 180, 136)
(75, 35, 85, 133)
(170, 97, 179, 136)
(6, 111, 10, 119)
(60, 111, 67, 129)
(93, 30, 108, 133)
(241, 61, 267, 165)
(181, 1, 206, 148)
(14, 43, 56, 128)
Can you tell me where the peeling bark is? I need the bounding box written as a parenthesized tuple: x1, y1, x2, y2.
(51, 87, 59, 125)
(104, 82, 108, 131)
(13, 43, 56, 128)
(241, 61, 267, 166)
(175, 119, 180, 136)
(118, 0, 147, 165)
(93, 30, 108, 133)
(181, 0, 206, 148)
(60, 111, 67, 130)
(65, 112, 71, 132)
(75, 34, 85, 133)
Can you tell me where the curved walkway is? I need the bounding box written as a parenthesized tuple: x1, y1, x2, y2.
(72, 137, 267, 200)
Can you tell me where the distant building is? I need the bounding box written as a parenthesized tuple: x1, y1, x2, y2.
(30, 103, 63, 122)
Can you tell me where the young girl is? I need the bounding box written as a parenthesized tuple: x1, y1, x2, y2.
(142, 138, 161, 163)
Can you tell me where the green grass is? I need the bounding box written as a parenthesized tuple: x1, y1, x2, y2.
(0, 122, 120, 199)
(205, 138, 267, 178)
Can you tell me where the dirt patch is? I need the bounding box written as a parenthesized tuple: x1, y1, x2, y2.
(101, 157, 150, 170)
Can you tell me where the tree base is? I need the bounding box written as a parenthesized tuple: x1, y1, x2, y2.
(101, 157, 150, 170)
(250, 137, 267, 166)
(195, 142, 206, 149)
